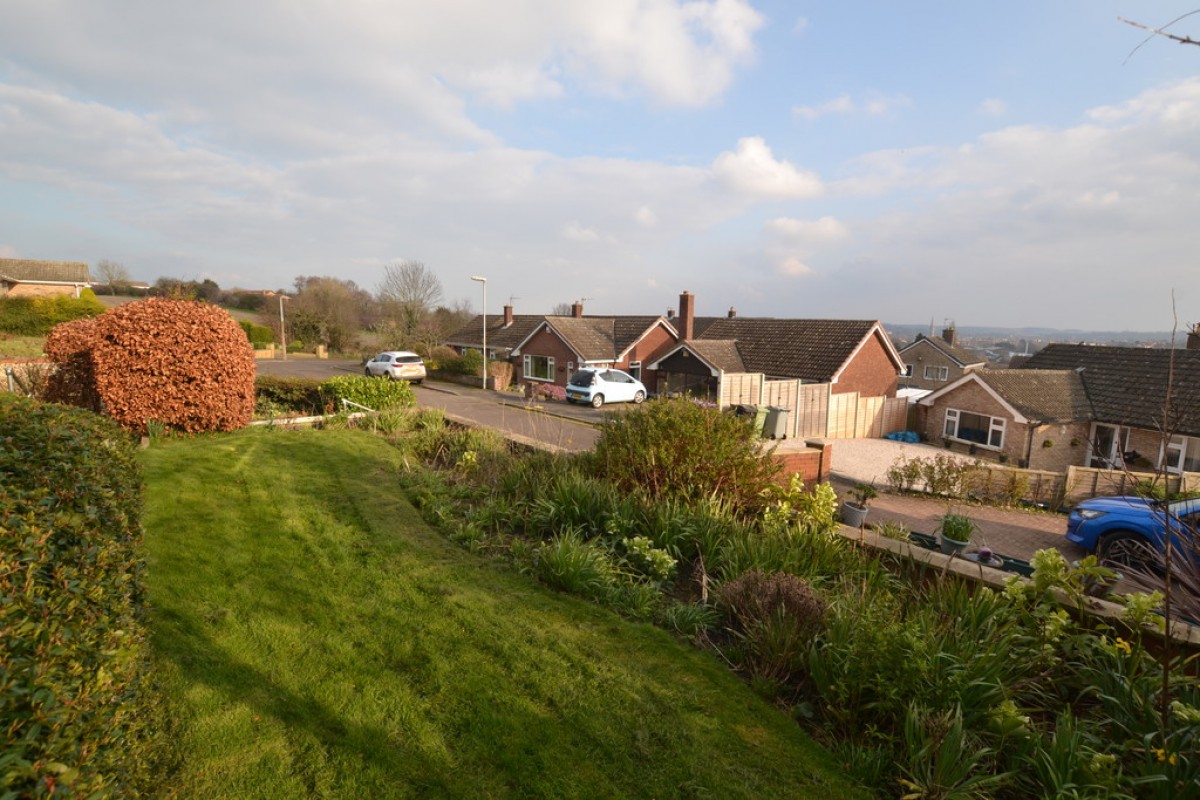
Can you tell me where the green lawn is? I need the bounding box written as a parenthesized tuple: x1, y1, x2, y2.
(141, 428, 863, 799)
(0, 334, 45, 359)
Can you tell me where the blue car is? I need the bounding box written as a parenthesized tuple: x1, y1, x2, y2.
(1066, 495, 1200, 567)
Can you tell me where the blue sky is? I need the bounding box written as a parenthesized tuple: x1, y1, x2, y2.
(2, 1, 1199, 330)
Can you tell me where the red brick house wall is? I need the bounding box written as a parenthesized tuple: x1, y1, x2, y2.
(516, 327, 579, 386)
(835, 332, 899, 398)
(621, 323, 676, 391)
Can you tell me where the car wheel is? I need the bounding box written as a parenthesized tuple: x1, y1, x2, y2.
(633, 390, 645, 404)
(413, 379, 422, 385)
(1098, 530, 1157, 571)
(364, 368, 372, 377)
(591, 394, 605, 408)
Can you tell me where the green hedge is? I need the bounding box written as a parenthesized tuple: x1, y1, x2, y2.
(238, 319, 275, 347)
(0, 293, 106, 336)
(255, 375, 326, 416)
(0, 396, 155, 797)
(319, 375, 416, 412)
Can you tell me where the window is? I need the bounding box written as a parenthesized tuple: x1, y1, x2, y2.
(944, 408, 1004, 448)
(1164, 435, 1200, 474)
(628, 361, 642, 381)
(902, 364, 913, 377)
(924, 365, 949, 381)
(523, 354, 555, 381)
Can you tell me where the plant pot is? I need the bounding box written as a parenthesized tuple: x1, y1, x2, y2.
(965, 551, 1004, 569)
(840, 501, 868, 528)
(937, 534, 970, 555)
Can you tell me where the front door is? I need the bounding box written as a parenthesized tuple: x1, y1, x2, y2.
(1089, 424, 1128, 469)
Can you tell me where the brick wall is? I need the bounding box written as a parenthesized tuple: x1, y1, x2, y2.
(1025, 422, 1093, 472)
(836, 332, 899, 398)
(771, 441, 831, 486)
(621, 323, 676, 392)
(516, 327, 580, 386)
(899, 339, 973, 391)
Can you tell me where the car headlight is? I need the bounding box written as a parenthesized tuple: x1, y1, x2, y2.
(1077, 509, 1108, 520)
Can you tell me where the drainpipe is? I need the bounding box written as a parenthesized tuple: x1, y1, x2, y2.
(1024, 423, 1041, 469)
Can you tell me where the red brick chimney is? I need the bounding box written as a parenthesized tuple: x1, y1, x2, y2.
(727, 306, 737, 319)
(503, 304, 513, 326)
(678, 291, 694, 340)
(1188, 323, 1200, 351)
(571, 300, 583, 318)
(941, 325, 957, 347)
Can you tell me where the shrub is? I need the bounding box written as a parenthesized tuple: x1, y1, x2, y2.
(255, 376, 325, 416)
(43, 298, 256, 434)
(319, 374, 416, 412)
(238, 319, 275, 346)
(0, 293, 105, 335)
(717, 570, 827, 684)
(0, 396, 156, 796)
(534, 531, 615, 599)
(593, 397, 780, 509)
(459, 348, 483, 376)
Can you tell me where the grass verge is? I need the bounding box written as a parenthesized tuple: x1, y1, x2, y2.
(0, 334, 46, 359)
(141, 427, 863, 799)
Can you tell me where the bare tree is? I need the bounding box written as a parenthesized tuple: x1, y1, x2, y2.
(95, 259, 130, 295)
(551, 302, 573, 316)
(377, 261, 444, 343)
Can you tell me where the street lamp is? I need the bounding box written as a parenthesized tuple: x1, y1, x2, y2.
(278, 293, 291, 361)
(470, 276, 487, 389)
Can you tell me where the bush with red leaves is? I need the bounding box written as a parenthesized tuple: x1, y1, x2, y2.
(44, 298, 256, 433)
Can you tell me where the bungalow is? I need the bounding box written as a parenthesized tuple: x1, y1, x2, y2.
(917, 334, 1200, 474)
(0, 259, 92, 298)
(897, 325, 987, 391)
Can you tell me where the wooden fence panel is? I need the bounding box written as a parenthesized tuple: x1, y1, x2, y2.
(763, 379, 801, 438)
(856, 395, 882, 438)
(794, 383, 829, 438)
(719, 373, 762, 408)
(827, 392, 858, 438)
(1064, 466, 1200, 505)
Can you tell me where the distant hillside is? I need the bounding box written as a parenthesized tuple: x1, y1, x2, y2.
(884, 323, 1175, 346)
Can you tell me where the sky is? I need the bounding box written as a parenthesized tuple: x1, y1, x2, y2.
(2, 1, 1199, 331)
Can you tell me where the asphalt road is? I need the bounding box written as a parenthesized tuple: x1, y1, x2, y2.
(255, 357, 601, 452)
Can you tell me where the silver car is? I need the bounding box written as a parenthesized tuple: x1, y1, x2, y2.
(364, 351, 426, 384)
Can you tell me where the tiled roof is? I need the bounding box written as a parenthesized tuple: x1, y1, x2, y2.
(1020, 344, 1200, 436)
(899, 335, 985, 367)
(694, 318, 888, 382)
(974, 369, 1092, 423)
(685, 339, 745, 373)
(0, 258, 91, 283)
(445, 314, 545, 351)
(545, 317, 618, 361)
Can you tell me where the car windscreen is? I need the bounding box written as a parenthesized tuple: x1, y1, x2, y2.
(394, 355, 423, 364)
(568, 371, 596, 387)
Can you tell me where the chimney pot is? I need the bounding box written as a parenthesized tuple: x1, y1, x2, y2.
(571, 301, 583, 318)
(727, 306, 736, 319)
(941, 325, 957, 347)
(1188, 323, 1200, 351)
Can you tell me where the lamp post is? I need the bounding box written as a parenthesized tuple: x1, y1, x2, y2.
(470, 276, 487, 389)
(278, 293, 290, 361)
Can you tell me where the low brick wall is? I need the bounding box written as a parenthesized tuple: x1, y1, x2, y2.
(771, 439, 832, 486)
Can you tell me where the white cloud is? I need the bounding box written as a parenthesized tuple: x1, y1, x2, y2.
(635, 206, 658, 227)
(793, 16, 810, 35)
(712, 137, 823, 199)
(562, 221, 602, 242)
(778, 257, 812, 276)
(793, 92, 910, 120)
(980, 98, 1007, 116)
(765, 216, 849, 242)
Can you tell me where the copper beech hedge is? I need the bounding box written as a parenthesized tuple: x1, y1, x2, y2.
(44, 298, 256, 433)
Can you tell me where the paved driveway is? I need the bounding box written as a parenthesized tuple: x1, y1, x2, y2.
(255, 358, 362, 380)
(826, 437, 1083, 563)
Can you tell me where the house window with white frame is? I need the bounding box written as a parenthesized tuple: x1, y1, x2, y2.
(1164, 435, 1200, 474)
(523, 354, 555, 381)
(924, 365, 949, 381)
(628, 361, 642, 381)
(944, 408, 1004, 448)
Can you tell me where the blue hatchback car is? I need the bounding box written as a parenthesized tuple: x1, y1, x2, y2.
(1066, 495, 1200, 566)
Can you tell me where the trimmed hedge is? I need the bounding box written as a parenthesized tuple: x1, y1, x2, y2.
(0, 396, 155, 797)
(0, 293, 105, 336)
(44, 298, 256, 434)
(319, 375, 416, 412)
(238, 319, 275, 347)
(255, 375, 326, 416)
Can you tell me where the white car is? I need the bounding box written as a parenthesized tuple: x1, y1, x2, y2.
(565, 368, 646, 408)
(364, 351, 426, 384)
